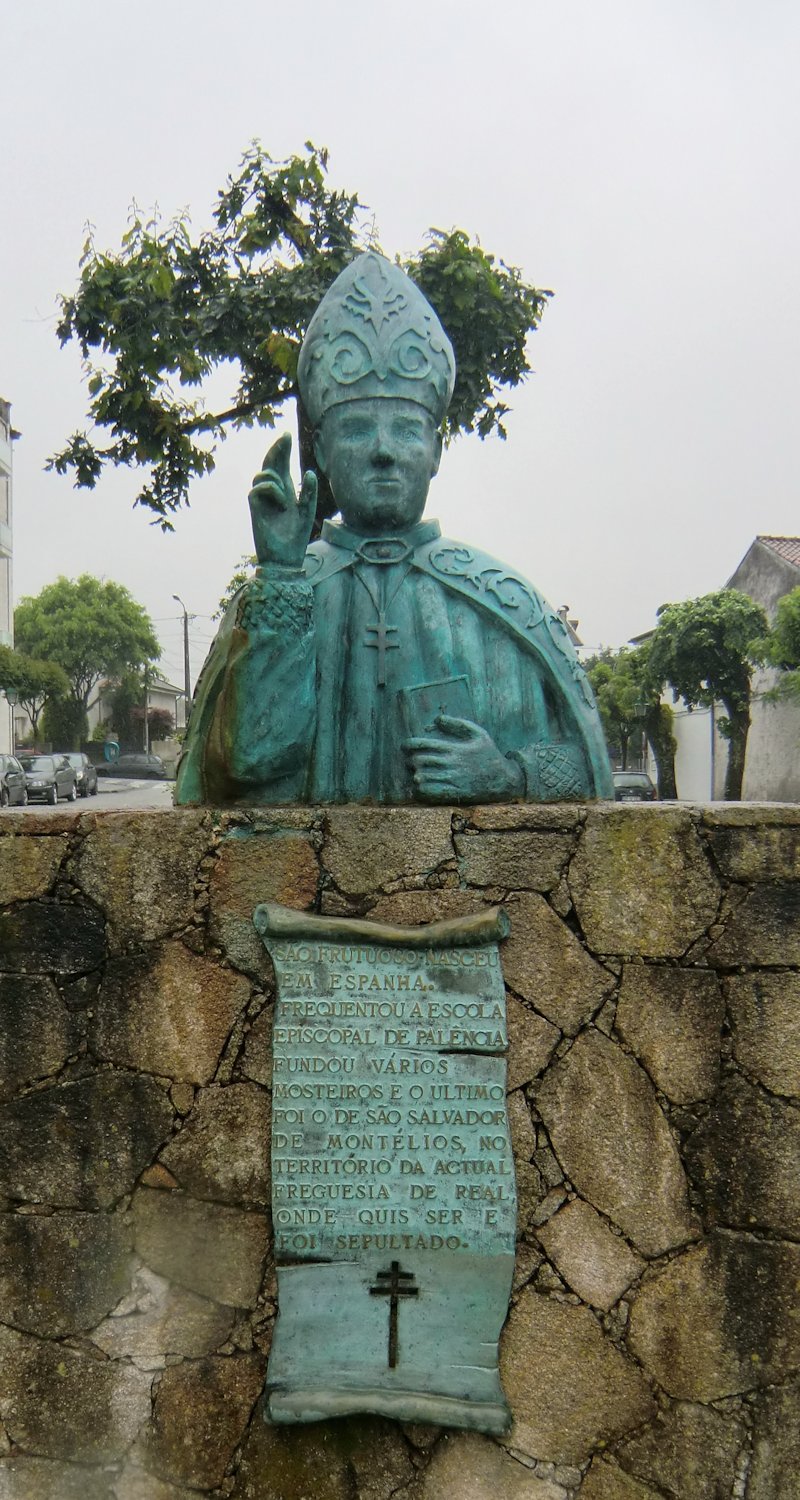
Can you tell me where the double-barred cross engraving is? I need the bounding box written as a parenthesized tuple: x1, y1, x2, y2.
(369, 1261, 419, 1367)
(364, 615, 399, 686)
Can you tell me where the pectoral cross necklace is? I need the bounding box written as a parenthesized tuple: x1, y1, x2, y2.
(356, 563, 410, 687)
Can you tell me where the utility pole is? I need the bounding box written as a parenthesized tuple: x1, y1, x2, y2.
(172, 594, 192, 725)
(143, 666, 150, 755)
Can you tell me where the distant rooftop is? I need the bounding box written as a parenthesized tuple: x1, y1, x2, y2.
(757, 535, 800, 569)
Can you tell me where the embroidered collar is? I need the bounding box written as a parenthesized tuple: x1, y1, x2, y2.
(321, 518, 441, 563)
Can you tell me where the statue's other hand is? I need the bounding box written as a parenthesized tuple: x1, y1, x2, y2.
(248, 432, 318, 568)
(404, 717, 524, 802)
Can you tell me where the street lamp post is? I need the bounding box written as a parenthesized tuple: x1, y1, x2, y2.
(2, 687, 17, 753)
(172, 594, 192, 725)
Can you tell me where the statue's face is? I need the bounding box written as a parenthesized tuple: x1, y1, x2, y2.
(314, 398, 442, 534)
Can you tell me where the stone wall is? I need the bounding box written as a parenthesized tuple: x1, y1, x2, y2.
(0, 801, 798, 1500)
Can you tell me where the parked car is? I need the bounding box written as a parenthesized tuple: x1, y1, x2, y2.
(612, 770, 657, 802)
(0, 754, 28, 807)
(97, 751, 169, 781)
(59, 751, 99, 797)
(18, 754, 78, 804)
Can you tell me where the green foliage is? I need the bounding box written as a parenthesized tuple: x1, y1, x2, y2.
(408, 230, 549, 443)
(763, 585, 800, 701)
(107, 670, 147, 751)
(50, 142, 551, 529)
(648, 590, 768, 734)
(648, 588, 768, 800)
(14, 575, 160, 715)
(584, 648, 642, 768)
(42, 696, 87, 750)
(215, 553, 257, 617)
(146, 707, 175, 740)
(585, 643, 677, 795)
(0, 645, 69, 740)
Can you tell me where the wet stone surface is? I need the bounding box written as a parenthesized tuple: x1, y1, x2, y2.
(0, 804, 795, 1499)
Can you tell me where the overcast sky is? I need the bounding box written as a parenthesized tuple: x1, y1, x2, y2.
(2, 0, 798, 690)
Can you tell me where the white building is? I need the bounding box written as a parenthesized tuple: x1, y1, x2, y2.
(665, 536, 800, 801)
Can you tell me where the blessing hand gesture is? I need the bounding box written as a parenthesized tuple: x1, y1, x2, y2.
(248, 432, 318, 569)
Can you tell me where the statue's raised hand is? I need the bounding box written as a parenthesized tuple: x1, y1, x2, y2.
(248, 433, 318, 569)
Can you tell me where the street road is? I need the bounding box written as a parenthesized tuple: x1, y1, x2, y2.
(3, 780, 177, 815)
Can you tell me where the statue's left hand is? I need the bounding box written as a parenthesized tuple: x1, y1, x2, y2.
(404, 717, 524, 802)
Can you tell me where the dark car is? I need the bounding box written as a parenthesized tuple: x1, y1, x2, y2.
(60, 752, 99, 798)
(612, 770, 657, 802)
(98, 751, 168, 781)
(0, 754, 28, 807)
(18, 754, 78, 804)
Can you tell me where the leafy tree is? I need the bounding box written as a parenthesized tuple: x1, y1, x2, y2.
(50, 142, 551, 531)
(215, 553, 257, 617)
(585, 644, 677, 796)
(42, 696, 88, 750)
(145, 707, 175, 741)
(14, 576, 160, 750)
(585, 649, 641, 770)
(762, 585, 800, 702)
(106, 670, 145, 751)
(0, 646, 69, 743)
(647, 589, 768, 801)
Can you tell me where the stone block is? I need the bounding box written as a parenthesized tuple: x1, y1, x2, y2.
(455, 830, 574, 891)
(507, 1088, 536, 1158)
(461, 804, 584, 831)
(0, 1072, 173, 1209)
(0, 1324, 152, 1463)
(93, 941, 250, 1084)
(501, 893, 614, 1035)
(323, 806, 453, 894)
(240, 1003, 273, 1086)
(685, 1075, 800, 1236)
(537, 1029, 696, 1256)
(159, 1082, 271, 1207)
(616, 1400, 744, 1500)
(231, 1415, 415, 1500)
(0, 1457, 116, 1499)
(628, 1230, 800, 1400)
(569, 807, 720, 957)
(135, 1352, 264, 1490)
(536, 1199, 644, 1311)
(500, 1288, 654, 1464)
(615, 964, 723, 1104)
(112, 1470, 193, 1500)
(0, 975, 82, 1098)
(90, 1264, 234, 1362)
(209, 827, 319, 977)
(706, 819, 800, 881)
(506, 994, 560, 1089)
(727, 971, 800, 1095)
(422, 1430, 567, 1498)
(70, 809, 210, 951)
(748, 1378, 800, 1500)
(579, 1460, 661, 1499)
(707, 882, 800, 966)
(0, 834, 67, 903)
(516, 1159, 546, 1235)
(133, 1187, 269, 1306)
(332, 1417, 418, 1500)
(368, 887, 486, 925)
(0, 900, 107, 976)
(0, 1210, 132, 1336)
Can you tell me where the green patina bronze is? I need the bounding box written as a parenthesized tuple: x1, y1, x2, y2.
(176, 253, 611, 805)
(256, 902, 516, 1433)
